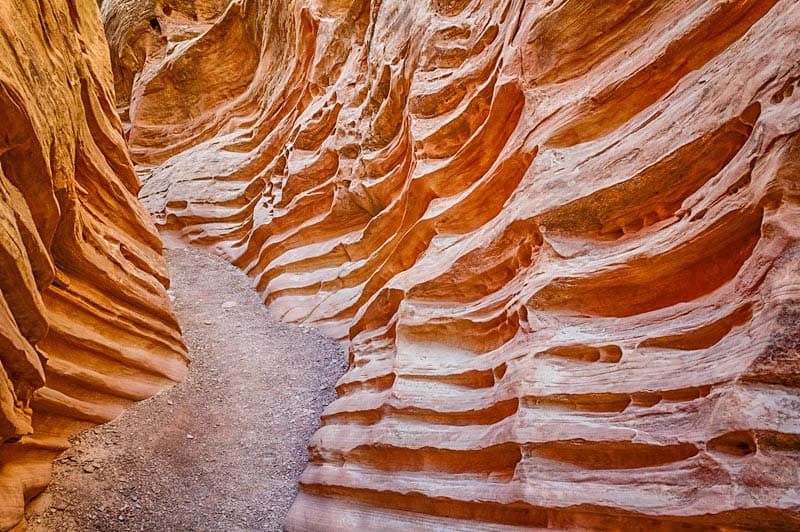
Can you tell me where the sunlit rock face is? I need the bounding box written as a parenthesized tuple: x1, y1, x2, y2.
(105, 0, 800, 529)
(0, 1, 187, 528)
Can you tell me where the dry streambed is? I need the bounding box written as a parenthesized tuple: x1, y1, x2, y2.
(27, 247, 346, 531)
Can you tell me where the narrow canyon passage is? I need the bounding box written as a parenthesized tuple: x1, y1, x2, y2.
(1, 0, 799, 529)
(25, 247, 346, 531)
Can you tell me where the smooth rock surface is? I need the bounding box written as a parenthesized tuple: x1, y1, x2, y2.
(103, 0, 800, 529)
(0, 1, 187, 528)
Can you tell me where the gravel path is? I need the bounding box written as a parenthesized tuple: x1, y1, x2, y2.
(26, 247, 346, 531)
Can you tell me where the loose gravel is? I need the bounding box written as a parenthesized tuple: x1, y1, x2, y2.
(27, 246, 347, 531)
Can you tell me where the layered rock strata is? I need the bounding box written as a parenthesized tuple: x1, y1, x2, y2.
(0, 1, 188, 528)
(105, 0, 800, 529)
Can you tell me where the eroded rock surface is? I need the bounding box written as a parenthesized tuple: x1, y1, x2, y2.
(104, 0, 800, 529)
(0, 1, 187, 528)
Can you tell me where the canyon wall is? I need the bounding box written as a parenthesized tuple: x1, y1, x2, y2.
(0, 1, 187, 528)
(104, 0, 800, 529)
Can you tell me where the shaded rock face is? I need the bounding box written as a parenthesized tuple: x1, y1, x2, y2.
(0, 1, 187, 528)
(105, 0, 800, 529)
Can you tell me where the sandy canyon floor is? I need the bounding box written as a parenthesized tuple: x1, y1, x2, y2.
(24, 247, 346, 531)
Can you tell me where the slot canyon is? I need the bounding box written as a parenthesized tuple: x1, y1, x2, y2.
(1, 0, 799, 530)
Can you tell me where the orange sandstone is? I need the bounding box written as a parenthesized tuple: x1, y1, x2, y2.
(0, 0, 187, 528)
(104, 0, 800, 529)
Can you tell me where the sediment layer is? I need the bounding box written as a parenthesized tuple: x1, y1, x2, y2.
(0, 1, 187, 528)
(104, 0, 800, 529)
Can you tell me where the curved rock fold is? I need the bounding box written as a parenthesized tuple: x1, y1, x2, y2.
(0, 1, 187, 528)
(10, 0, 799, 529)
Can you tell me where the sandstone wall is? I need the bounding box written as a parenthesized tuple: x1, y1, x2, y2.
(105, 0, 800, 529)
(0, 1, 187, 528)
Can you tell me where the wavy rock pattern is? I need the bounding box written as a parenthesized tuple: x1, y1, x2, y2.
(105, 0, 800, 529)
(0, 1, 187, 528)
